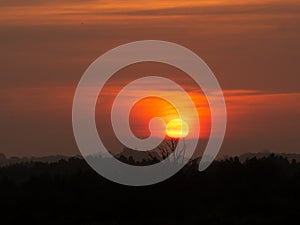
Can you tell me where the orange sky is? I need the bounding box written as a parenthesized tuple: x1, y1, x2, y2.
(0, 0, 299, 157)
(0, 85, 299, 157)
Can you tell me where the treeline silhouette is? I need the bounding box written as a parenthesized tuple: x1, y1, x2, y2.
(0, 154, 299, 225)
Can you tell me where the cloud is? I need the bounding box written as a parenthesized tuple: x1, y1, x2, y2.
(107, 2, 300, 17)
(0, 0, 96, 7)
(2, 0, 300, 21)
(222, 90, 272, 97)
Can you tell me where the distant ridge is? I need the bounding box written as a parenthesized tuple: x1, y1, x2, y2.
(1, 151, 299, 167)
(115, 147, 161, 162)
(0, 153, 81, 167)
(238, 152, 300, 162)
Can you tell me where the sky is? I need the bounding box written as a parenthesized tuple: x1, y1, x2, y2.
(0, 0, 299, 157)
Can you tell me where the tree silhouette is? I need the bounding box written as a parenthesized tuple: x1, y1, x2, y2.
(158, 138, 187, 164)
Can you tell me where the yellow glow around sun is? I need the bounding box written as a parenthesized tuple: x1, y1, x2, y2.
(166, 119, 189, 138)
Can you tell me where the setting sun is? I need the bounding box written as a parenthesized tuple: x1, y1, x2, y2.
(166, 118, 189, 138)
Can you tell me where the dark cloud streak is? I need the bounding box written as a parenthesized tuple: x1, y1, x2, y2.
(0, 0, 95, 7)
(104, 2, 300, 17)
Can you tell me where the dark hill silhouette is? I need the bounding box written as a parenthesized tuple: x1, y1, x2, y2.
(0, 153, 77, 167)
(238, 152, 300, 162)
(0, 153, 299, 225)
(115, 147, 161, 165)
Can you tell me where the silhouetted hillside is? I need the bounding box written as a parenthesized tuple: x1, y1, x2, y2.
(239, 152, 300, 162)
(0, 154, 299, 225)
(115, 147, 161, 165)
(0, 153, 77, 167)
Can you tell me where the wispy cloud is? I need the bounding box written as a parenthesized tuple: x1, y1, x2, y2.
(1, 0, 299, 25)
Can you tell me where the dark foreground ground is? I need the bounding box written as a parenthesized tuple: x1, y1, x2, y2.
(0, 154, 299, 225)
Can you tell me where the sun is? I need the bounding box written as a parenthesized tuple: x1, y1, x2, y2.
(166, 118, 189, 138)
